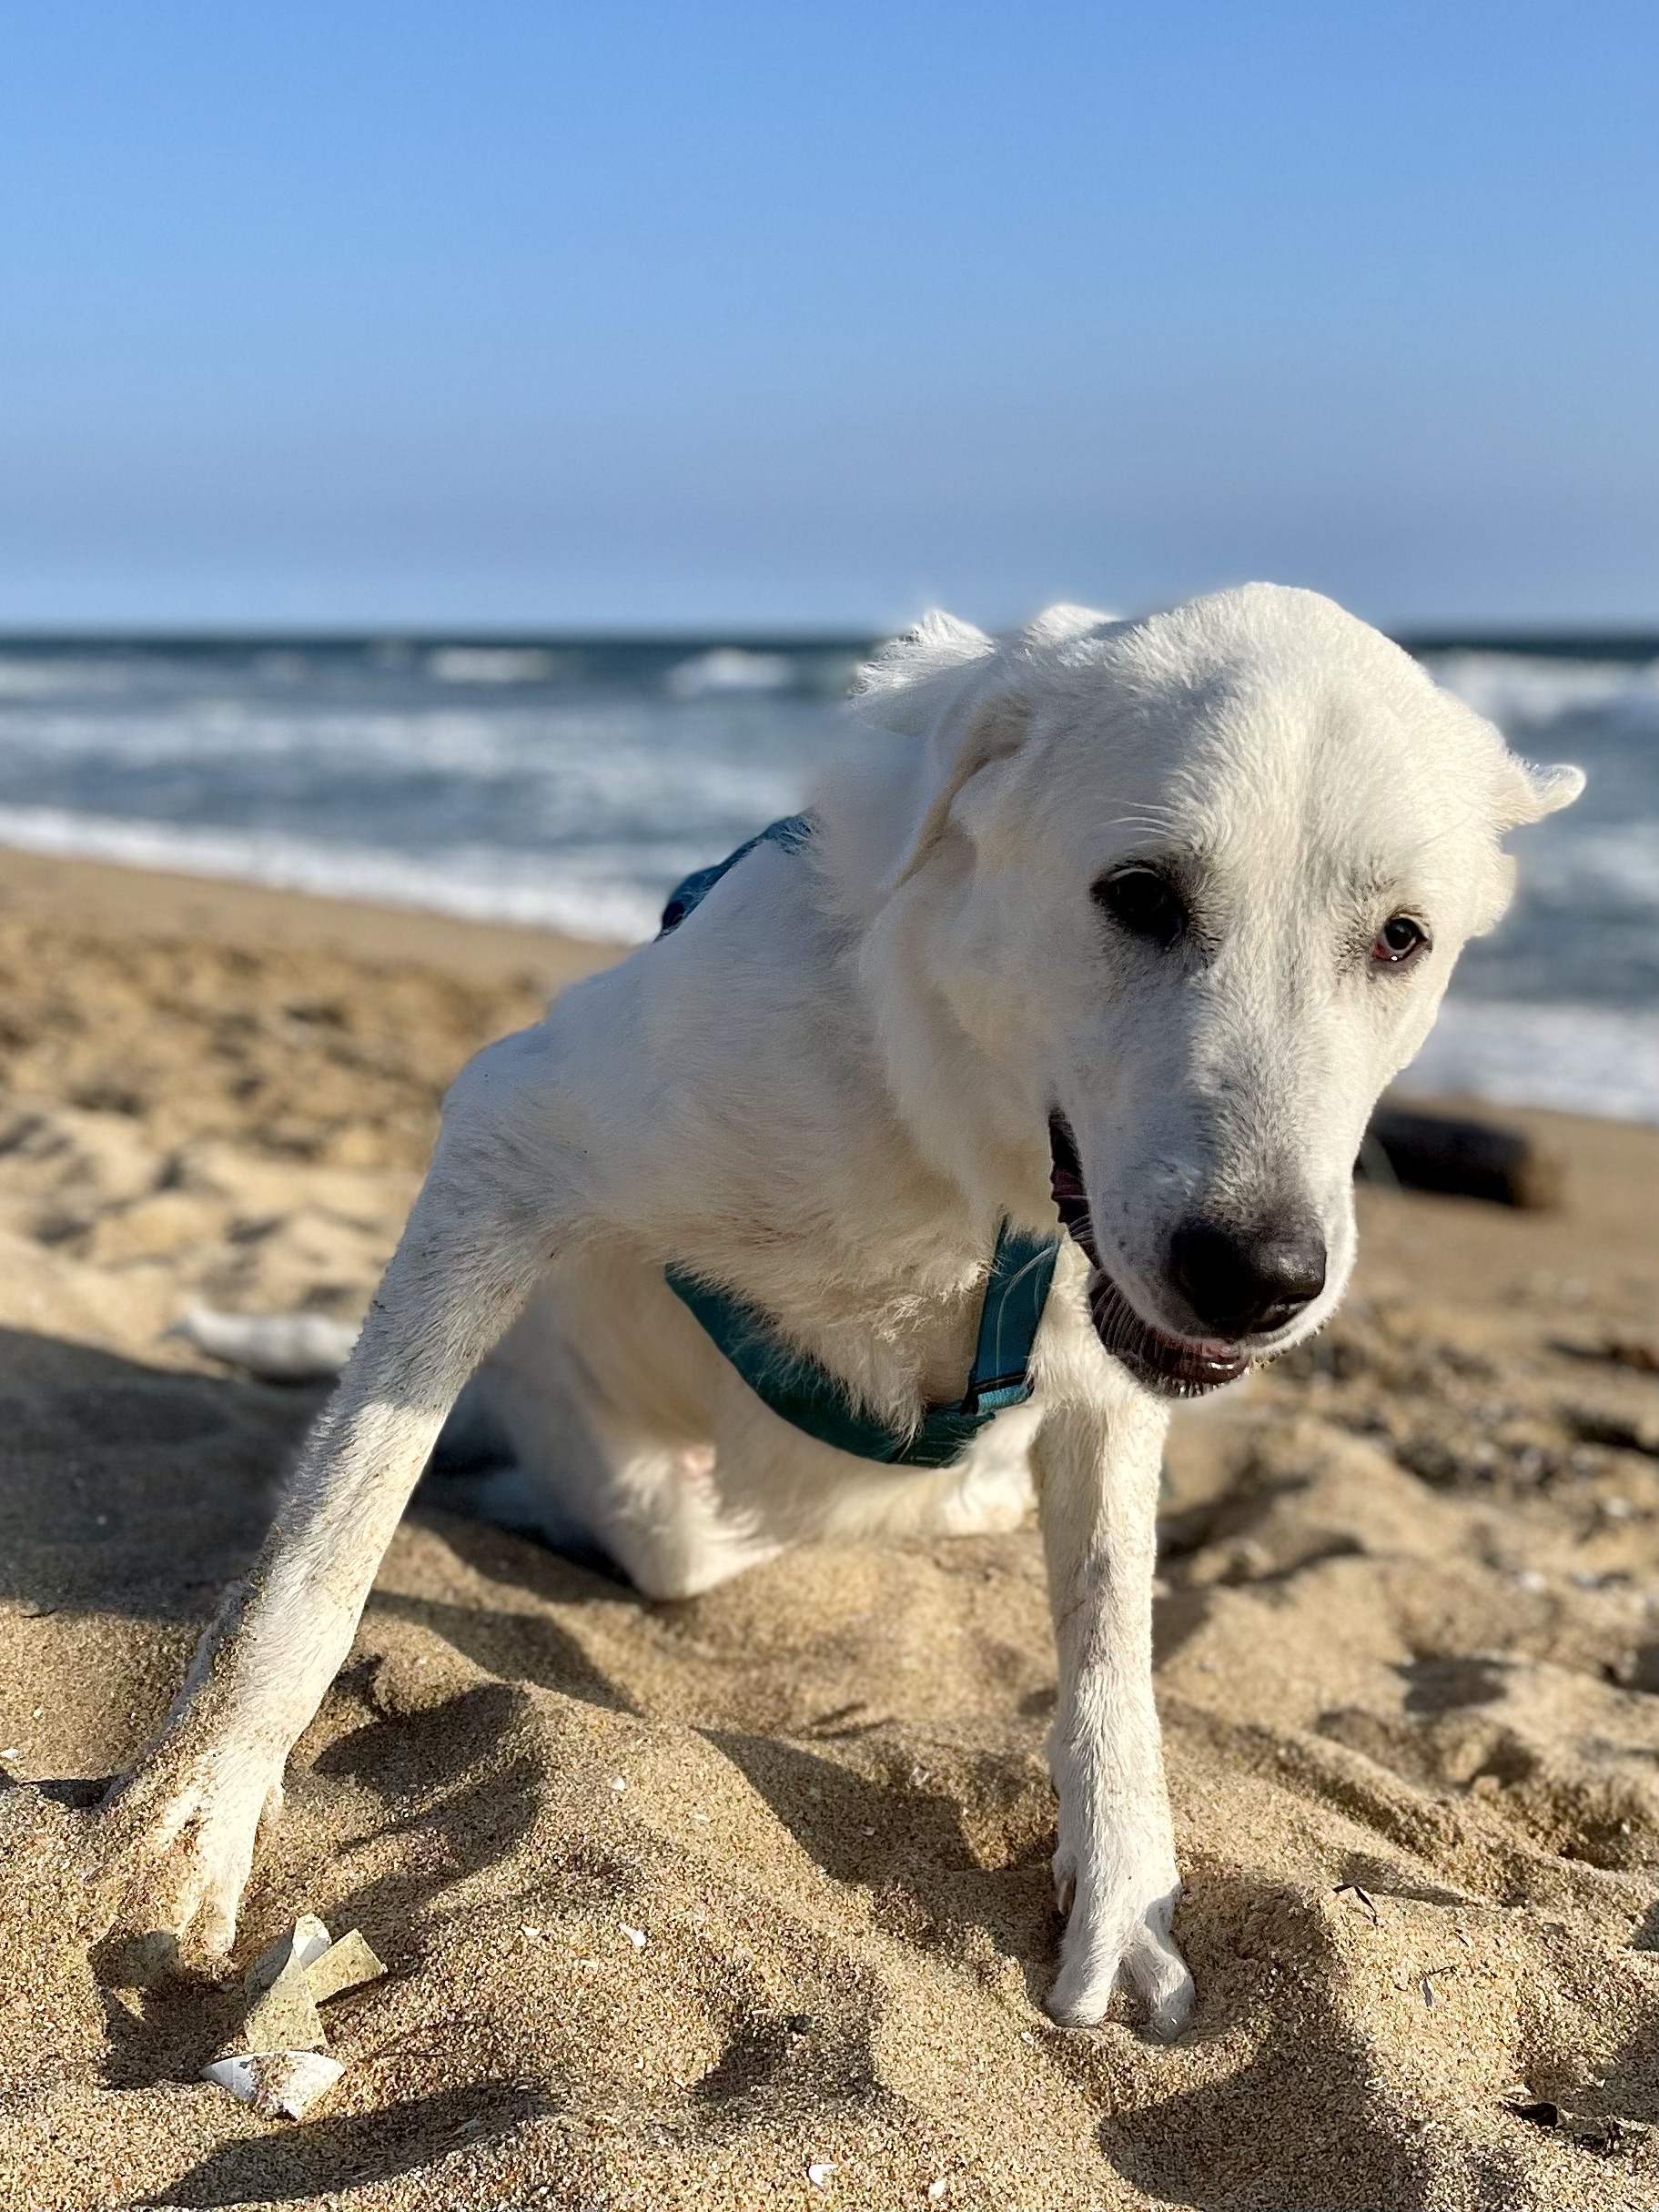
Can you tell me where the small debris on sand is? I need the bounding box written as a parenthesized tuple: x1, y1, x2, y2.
(222, 1957, 325, 2061)
(244, 1913, 333, 1995)
(202, 1916, 387, 2118)
(303, 1925, 388, 2004)
(201, 2050, 346, 2121)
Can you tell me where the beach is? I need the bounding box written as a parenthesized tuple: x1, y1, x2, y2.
(1, 853, 1657, 2212)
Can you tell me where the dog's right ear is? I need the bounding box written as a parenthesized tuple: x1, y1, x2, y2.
(1497, 757, 1586, 828)
(855, 612, 1034, 894)
(854, 610, 994, 732)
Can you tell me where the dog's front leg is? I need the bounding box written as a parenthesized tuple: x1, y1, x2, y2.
(1036, 1392, 1194, 2035)
(86, 1044, 577, 1958)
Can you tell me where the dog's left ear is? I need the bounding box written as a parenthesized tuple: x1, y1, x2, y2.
(1497, 757, 1585, 829)
(856, 602, 1115, 895)
(848, 611, 1030, 895)
(880, 682, 1031, 894)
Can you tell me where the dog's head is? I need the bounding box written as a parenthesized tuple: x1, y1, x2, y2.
(823, 584, 1583, 1395)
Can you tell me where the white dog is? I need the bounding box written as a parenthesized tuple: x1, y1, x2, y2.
(85, 586, 1580, 2033)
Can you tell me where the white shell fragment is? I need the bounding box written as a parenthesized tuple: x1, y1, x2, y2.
(246, 1914, 334, 1995)
(228, 1968, 326, 2059)
(202, 1915, 388, 2119)
(203, 2051, 345, 2120)
(304, 1927, 388, 2003)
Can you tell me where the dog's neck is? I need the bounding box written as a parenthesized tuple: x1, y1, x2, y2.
(824, 884, 1056, 1246)
(805, 750, 1057, 1242)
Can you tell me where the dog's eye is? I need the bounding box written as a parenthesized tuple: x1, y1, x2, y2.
(1094, 866, 1188, 949)
(1371, 914, 1430, 965)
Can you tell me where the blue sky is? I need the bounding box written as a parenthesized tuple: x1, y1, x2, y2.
(1, 2, 1654, 631)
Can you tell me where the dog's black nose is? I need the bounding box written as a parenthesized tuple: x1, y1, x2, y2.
(1169, 1217, 1326, 1338)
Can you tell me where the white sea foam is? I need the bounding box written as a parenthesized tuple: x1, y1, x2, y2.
(1423, 651, 1659, 734)
(426, 646, 567, 685)
(1396, 999, 1659, 1126)
(0, 805, 673, 943)
(0, 656, 140, 700)
(665, 649, 794, 698)
(1521, 821, 1659, 910)
(0, 699, 813, 821)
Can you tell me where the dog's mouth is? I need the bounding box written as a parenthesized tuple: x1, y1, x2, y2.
(1048, 1114, 1250, 1399)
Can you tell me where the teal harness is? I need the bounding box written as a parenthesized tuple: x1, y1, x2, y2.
(658, 817, 1062, 1469)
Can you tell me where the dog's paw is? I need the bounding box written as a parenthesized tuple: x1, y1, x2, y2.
(1047, 1840, 1195, 2035)
(84, 1739, 283, 1963)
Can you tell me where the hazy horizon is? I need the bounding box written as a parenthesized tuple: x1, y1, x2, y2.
(1, 619, 1657, 648)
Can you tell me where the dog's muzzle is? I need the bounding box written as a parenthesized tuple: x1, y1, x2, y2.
(1048, 1114, 1252, 1398)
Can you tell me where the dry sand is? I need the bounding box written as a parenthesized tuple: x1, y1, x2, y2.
(0, 853, 1656, 2212)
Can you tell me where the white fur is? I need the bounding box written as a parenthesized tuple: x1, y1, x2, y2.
(81, 585, 1580, 2031)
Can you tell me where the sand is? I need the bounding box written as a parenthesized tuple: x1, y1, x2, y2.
(0, 853, 1656, 2212)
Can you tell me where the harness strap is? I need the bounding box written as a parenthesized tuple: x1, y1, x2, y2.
(658, 813, 814, 934)
(665, 1226, 1058, 1469)
(657, 815, 1060, 1469)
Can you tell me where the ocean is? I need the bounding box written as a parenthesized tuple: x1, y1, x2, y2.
(0, 631, 1653, 1123)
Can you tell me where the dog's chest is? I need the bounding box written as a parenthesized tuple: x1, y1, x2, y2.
(688, 1217, 995, 1424)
